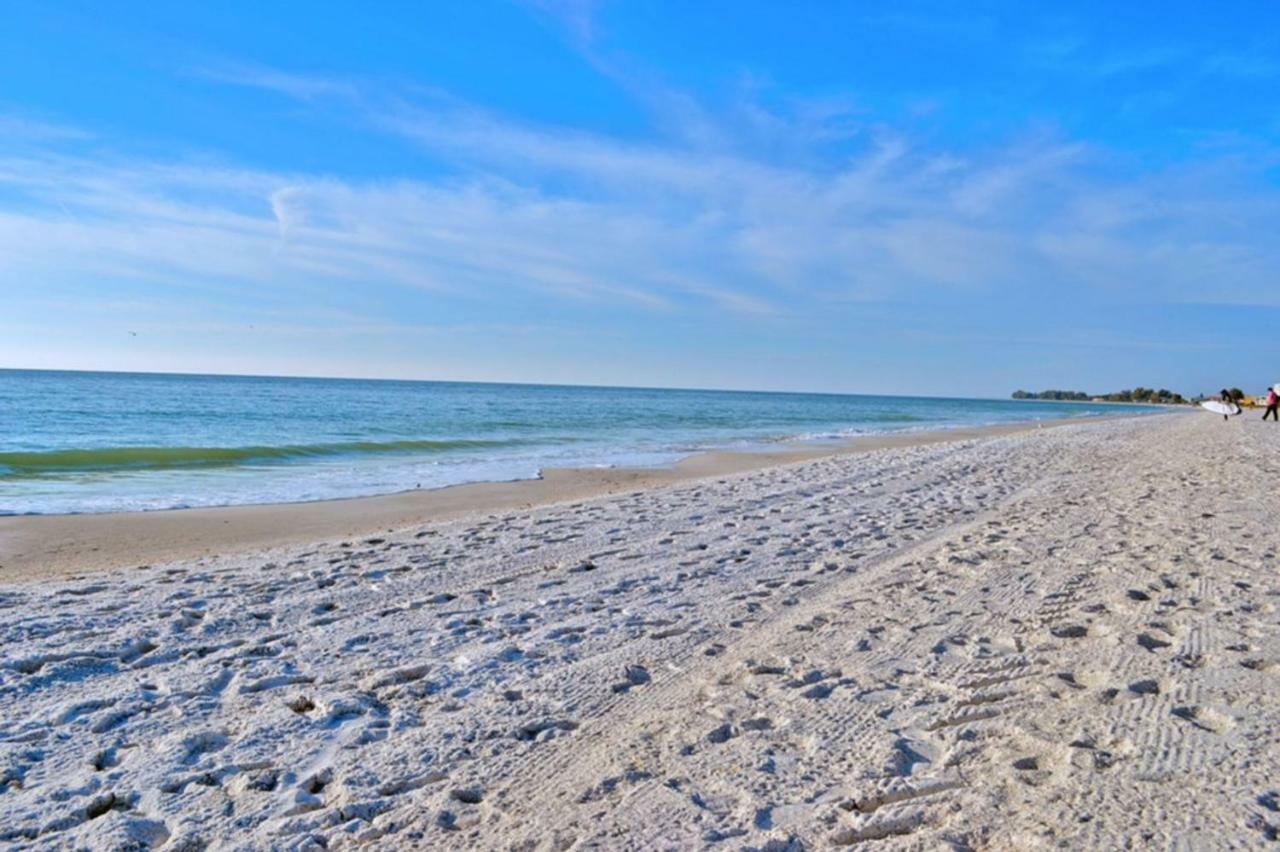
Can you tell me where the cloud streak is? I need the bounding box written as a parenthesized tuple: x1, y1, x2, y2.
(4, 65, 1280, 382)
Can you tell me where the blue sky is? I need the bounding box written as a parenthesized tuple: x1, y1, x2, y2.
(2, 1, 1279, 397)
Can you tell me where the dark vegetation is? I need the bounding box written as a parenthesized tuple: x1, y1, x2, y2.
(1012, 387, 1188, 404)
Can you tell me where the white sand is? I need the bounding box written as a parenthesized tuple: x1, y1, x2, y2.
(2, 412, 1278, 849)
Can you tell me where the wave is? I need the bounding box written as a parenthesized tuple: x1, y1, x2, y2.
(0, 438, 553, 477)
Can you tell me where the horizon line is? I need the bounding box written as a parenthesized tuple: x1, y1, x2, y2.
(0, 364, 1132, 404)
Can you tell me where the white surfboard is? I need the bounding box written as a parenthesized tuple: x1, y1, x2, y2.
(1200, 400, 1241, 416)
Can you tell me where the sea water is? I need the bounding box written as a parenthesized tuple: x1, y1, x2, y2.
(0, 370, 1157, 514)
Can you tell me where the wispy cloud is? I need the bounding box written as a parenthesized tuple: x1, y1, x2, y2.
(0, 113, 93, 143)
(1028, 33, 1277, 83)
(1200, 52, 1279, 79)
(190, 62, 360, 101)
(4, 58, 1280, 375)
(522, 0, 602, 47)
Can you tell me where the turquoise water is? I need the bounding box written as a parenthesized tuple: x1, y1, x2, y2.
(0, 370, 1158, 514)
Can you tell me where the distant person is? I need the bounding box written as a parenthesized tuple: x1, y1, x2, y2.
(1264, 387, 1279, 422)
(1219, 388, 1233, 421)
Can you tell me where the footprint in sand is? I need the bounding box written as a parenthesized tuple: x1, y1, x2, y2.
(1171, 705, 1235, 733)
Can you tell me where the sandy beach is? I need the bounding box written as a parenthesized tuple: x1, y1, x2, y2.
(3, 411, 1279, 848)
(0, 418, 1103, 581)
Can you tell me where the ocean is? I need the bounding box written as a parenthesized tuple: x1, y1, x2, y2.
(0, 370, 1157, 515)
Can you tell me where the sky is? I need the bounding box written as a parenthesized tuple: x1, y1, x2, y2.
(2, 1, 1279, 397)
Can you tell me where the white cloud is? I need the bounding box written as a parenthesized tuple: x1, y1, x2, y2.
(3, 75, 1280, 356)
(191, 63, 359, 101)
(0, 113, 93, 143)
(522, 0, 601, 47)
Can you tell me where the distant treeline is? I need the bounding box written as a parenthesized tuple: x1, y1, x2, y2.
(1012, 387, 1187, 404)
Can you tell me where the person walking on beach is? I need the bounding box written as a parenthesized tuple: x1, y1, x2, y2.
(1219, 388, 1234, 421)
(1264, 387, 1279, 422)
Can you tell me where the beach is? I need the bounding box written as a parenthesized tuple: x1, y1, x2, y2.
(1, 418, 1112, 581)
(2, 411, 1278, 848)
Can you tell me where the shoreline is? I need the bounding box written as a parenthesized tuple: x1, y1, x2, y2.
(0, 413, 1160, 580)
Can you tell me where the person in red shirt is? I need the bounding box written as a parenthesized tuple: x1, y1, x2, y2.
(1264, 387, 1279, 422)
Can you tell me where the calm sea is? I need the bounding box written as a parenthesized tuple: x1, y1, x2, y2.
(0, 370, 1156, 514)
